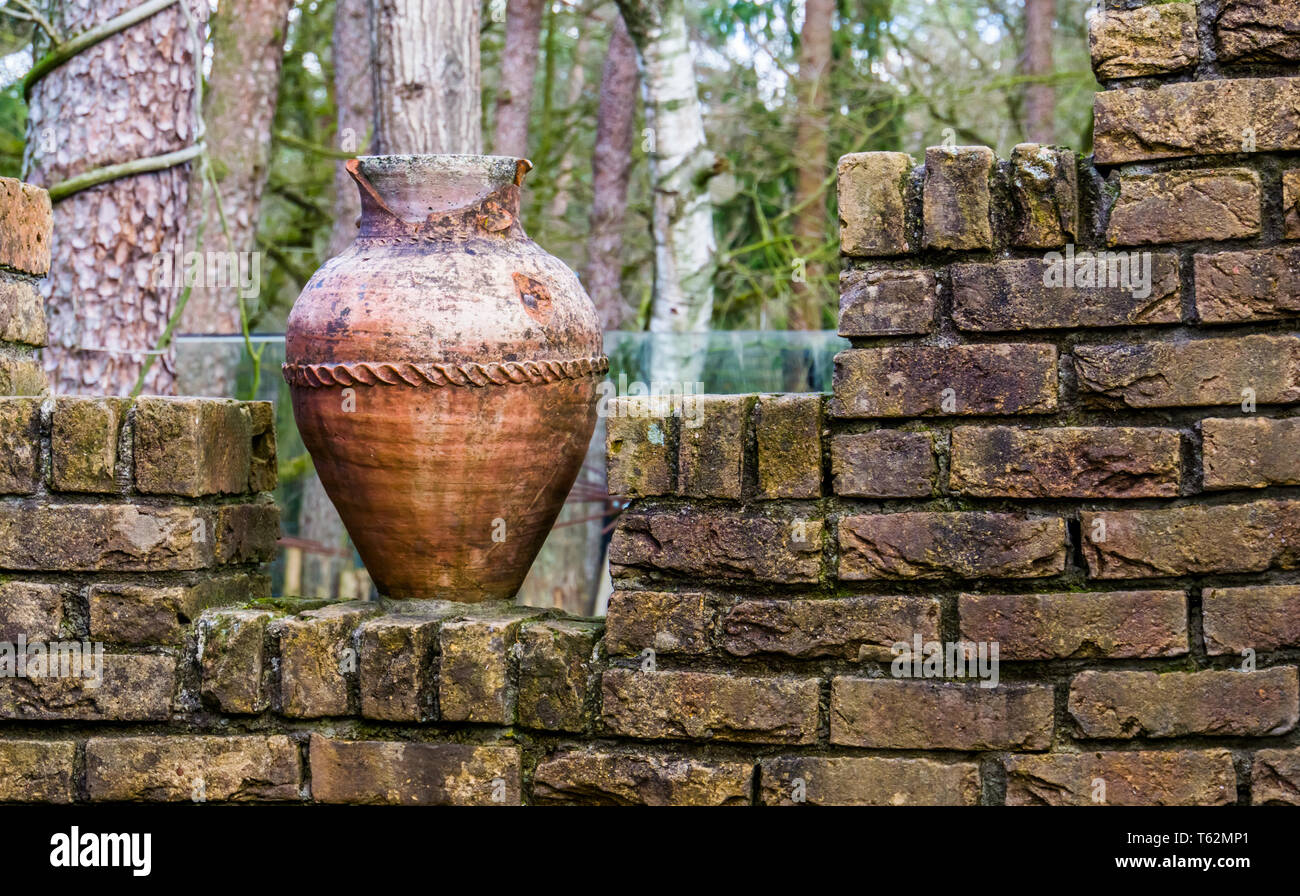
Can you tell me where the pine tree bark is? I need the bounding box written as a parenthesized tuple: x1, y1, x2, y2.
(493, 0, 545, 158)
(789, 0, 834, 331)
(369, 0, 482, 154)
(175, 0, 294, 397)
(26, 0, 206, 395)
(584, 12, 637, 331)
(614, 0, 717, 380)
(1023, 0, 1056, 143)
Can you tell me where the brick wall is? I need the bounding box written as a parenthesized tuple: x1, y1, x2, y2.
(4, 0, 1300, 806)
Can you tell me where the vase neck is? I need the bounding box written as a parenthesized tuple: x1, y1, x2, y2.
(350, 154, 531, 240)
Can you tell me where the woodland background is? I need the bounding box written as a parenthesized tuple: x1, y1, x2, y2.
(0, 0, 1098, 341)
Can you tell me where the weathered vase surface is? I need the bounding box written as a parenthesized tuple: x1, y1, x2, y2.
(284, 155, 606, 600)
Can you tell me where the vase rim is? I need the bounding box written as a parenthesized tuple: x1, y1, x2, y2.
(353, 154, 531, 223)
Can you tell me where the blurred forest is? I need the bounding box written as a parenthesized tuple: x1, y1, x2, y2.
(0, 0, 1099, 336)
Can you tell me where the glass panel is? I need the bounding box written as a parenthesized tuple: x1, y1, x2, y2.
(174, 330, 847, 615)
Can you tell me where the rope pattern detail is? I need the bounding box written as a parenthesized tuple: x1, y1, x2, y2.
(283, 355, 609, 388)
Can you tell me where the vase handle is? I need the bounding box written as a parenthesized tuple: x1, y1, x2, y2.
(346, 158, 405, 225)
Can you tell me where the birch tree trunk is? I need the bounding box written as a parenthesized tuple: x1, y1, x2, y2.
(789, 0, 834, 332)
(614, 0, 716, 383)
(493, 0, 545, 158)
(175, 0, 294, 398)
(369, 0, 482, 155)
(1023, 0, 1056, 143)
(584, 12, 637, 331)
(26, 0, 206, 395)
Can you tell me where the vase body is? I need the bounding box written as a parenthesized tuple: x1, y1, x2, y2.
(284, 155, 606, 601)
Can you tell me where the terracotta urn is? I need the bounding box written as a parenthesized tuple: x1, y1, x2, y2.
(283, 155, 606, 601)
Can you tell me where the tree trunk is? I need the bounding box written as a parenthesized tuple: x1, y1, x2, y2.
(547, 24, 592, 220)
(26, 0, 206, 395)
(789, 0, 834, 331)
(369, 0, 482, 155)
(493, 0, 545, 158)
(614, 0, 716, 383)
(1023, 0, 1055, 144)
(329, 0, 373, 257)
(584, 12, 637, 331)
(175, 0, 294, 398)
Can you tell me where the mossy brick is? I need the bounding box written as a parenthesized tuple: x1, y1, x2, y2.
(273, 601, 379, 718)
(1074, 335, 1300, 408)
(0, 654, 175, 721)
(1008, 144, 1079, 247)
(761, 756, 980, 806)
(958, 590, 1188, 660)
(0, 741, 75, 803)
(949, 425, 1182, 498)
(89, 572, 267, 646)
(677, 394, 750, 499)
(308, 734, 521, 805)
(833, 344, 1059, 418)
(604, 590, 717, 656)
(838, 268, 936, 336)
(1203, 585, 1300, 654)
(86, 735, 301, 802)
(534, 751, 753, 806)
(1217, 0, 1300, 63)
(1089, 2, 1198, 79)
(198, 608, 278, 714)
(1107, 168, 1261, 245)
(950, 253, 1181, 331)
(438, 608, 543, 723)
(722, 595, 941, 660)
(1203, 417, 1300, 489)
(1069, 667, 1299, 738)
(247, 401, 277, 492)
(0, 178, 51, 277)
(359, 605, 461, 721)
(754, 393, 821, 499)
(606, 396, 675, 497)
(922, 146, 994, 250)
(837, 152, 913, 256)
(0, 397, 41, 493)
(1082, 501, 1300, 579)
(50, 397, 129, 493)
(830, 678, 1055, 750)
(0, 271, 46, 346)
(517, 619, 602, 732)
(1095, 78, 1300, 164)
(602, 668, 820, 744)
(0, 581, 65, 641)
(0, 502, 276, 571)
(133, 397, 256, 496)
(838, 512, 1067, 580)
(0, 355, 44, 396)
(831, 430, 935, 498)
(1006, 751, 1235, 806)
(610, 510, 823, 584)
(1194, 247, 1300, 322)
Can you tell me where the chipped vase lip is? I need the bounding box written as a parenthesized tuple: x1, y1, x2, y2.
(355, 154, 531, 220)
